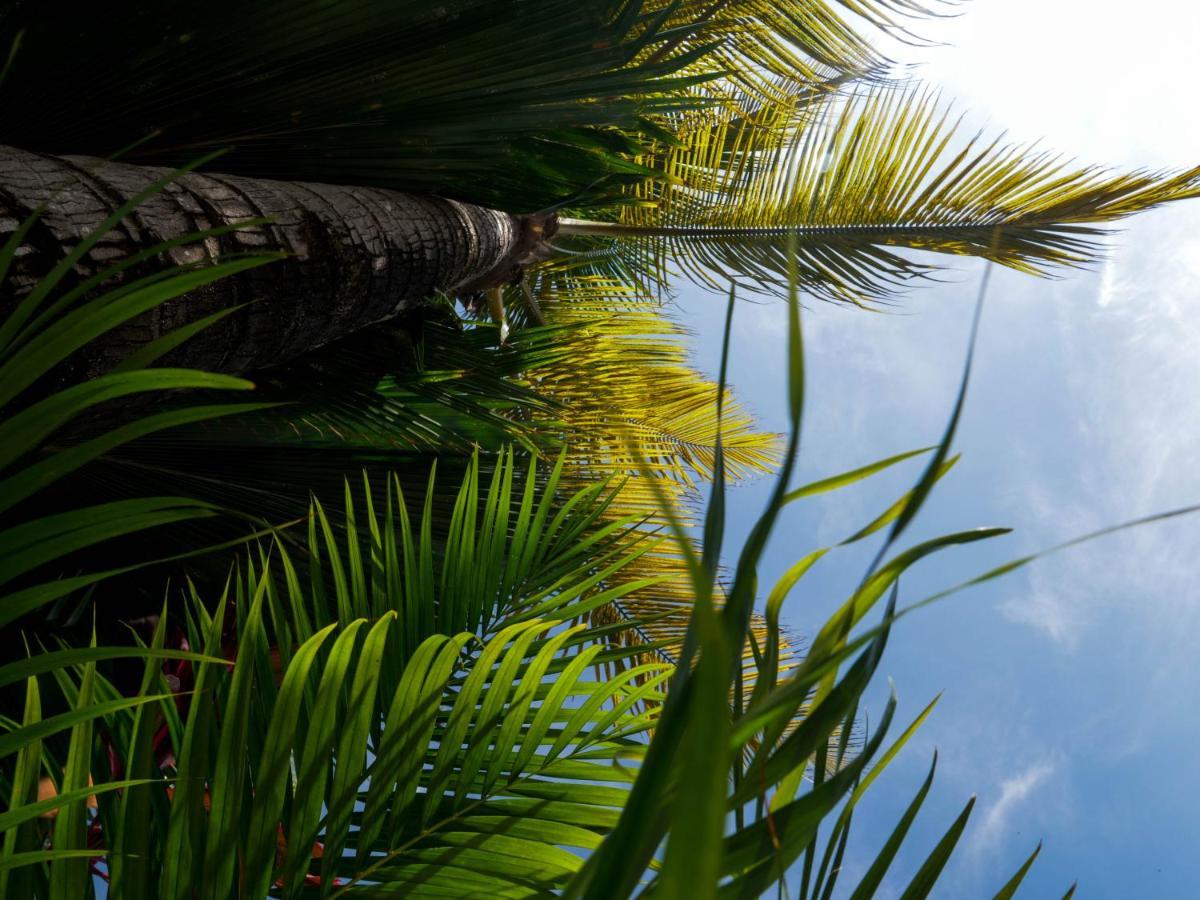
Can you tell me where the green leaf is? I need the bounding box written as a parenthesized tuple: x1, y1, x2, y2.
(993, 841, 1043, 900)
(0, 254, 275, 407)
(0, 678, 42, 900)
(784, 447, 935, 504)
(48, 660, 97, 899)
(241, 622, 339, 897)
(898, 796, 977, 900)
(849, 752, 940, 900)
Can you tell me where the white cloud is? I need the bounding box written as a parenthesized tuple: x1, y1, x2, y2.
(976, 760, 1057, 851)
(1000, 585, 1080, 651)
(987, 201, 1200, 652)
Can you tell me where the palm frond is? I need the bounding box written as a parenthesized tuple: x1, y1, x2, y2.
(0, 197, 281, 630)
(497, 268, 784, 672)
(0, 407, 1040, 900)
(0, 455, 671, 897)
(514, 268, 780, 489)
(1, 615, 667, 896)
(268, 452, 669, 656)
(0, 0, 720, 210)
(641, 0, 958, 97)
(92, 266, 785, 684)
(558, 84, 1200, 303)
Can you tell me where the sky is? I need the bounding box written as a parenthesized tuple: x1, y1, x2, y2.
(680, 2, 1200, 896)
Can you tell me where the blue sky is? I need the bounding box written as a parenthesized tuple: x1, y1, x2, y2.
(682, 2, 1200, 896)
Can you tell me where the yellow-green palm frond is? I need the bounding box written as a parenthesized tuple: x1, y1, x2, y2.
(514, 269, 780, 490)
(559, 84, 1200, 304)
(496, 266, 796, 693)
(624, 81, 824, 210)
(641, 0, 958, 97)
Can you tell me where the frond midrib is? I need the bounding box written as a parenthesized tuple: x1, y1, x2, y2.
(556, 216, 1112, 238)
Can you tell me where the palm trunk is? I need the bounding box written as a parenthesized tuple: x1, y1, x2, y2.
(0, 144, 551, 376)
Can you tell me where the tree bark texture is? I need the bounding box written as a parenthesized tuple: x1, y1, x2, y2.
(0, 144, 545, 376)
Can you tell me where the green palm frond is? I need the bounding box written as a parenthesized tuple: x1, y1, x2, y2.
(270, 451, 670, 656)
(1, 616, 667, 897)
(0, 0, 719, 210)
(94, 263, 784, 678)
(0, 193, 281, 630)
(641, 0, 958, 97)
(0, 440, 1045, 899)
(0, 454, 671, 898)
(558, 84, 1200, 303)
(513, 268, 781, 488)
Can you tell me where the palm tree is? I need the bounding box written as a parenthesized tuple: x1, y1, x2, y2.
(4, 0, 1195, 666)
(0, 2, 1195, 377)
(1, 1, 1196, 895)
